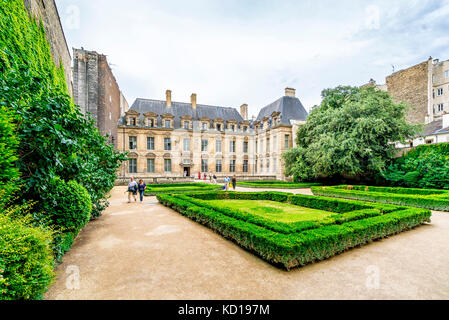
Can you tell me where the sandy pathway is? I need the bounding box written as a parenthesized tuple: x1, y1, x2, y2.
(45, 186, 449, 300)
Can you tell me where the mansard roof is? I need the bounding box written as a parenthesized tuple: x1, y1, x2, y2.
(123, 98, 243, 128)
(256, 96, 308, 125)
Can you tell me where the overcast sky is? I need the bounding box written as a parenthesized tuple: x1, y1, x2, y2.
(56, 0, 449, 118)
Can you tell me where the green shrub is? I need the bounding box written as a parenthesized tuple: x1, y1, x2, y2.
(238, 181, 322, 189)
(144, 183, 221, 196)
(312, 185, 449, 211)
(382, 143, 449, 189)
(157, 191, 431, 270)
(0, 213, 54, 300)
(40, 177, 92, 234)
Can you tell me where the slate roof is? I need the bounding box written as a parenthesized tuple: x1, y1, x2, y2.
(256, 96, 308, 125)
(421, 119, 443, 136)
(123, 98, 243, 128)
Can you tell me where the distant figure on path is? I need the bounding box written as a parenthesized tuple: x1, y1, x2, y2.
(213, 174, 217, 184)
(127, 178, 138, 203)
(198, 172, 201, 180)
(232, 175, 237, 190)
(138, 180, 147, 203)
(224, 176, 230, 191)
(204, 173, 207, 181)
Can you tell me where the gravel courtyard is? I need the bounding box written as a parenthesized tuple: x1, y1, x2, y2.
(45, 186, 449, 300)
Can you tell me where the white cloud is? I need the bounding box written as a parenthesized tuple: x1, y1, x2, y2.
(57, 0, 449, 116)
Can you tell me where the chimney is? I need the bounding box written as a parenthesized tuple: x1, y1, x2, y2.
(166, 90, 172, 107)
(443, 112, 449, 129)
(191, 93, 197, 110)
(285, 87, 296, 97)
(240, 104, 248, 121)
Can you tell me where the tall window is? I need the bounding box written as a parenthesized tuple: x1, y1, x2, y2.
(216, 159, 222, 173)
(255, 140, 258, 153)
(147, 137, 154, 150)
(184, 121, 190, 129)
(273, 135, 277, 151)
(164, 159, 172, 173)
(165, 120, 171, 128)
(164, 138, 171, 151)
(201, 139, 208, 152)
(201, 159, 208, 172)
(129, 136, 137, 150)
(183, 138, 190, 152)
(243, 160, 248, 173)
(266, 138, 270, 153)
(147, 159, 155, 173)
(243, 141, 248, 153)
(255, 160, 258, 173)
(216, 140, 222, 153)
(273, 158, 277, 172)
(438, 104, 444, 112)
(445, 70, 449, 78)
(129, 159, 137, 173)
(285, 135, 290, 149)
(230, 140, 236, 153)
(230, 160, 236, 173)
(267, 159, 270, 172)
(438, 88, 444, 96)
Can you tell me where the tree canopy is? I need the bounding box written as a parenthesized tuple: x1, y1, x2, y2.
(283, 86, 419, 181)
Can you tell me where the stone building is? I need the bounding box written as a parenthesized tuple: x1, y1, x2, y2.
(386, 57, 449, 125)
(23, 0, 73, 96)
(117, 88, 307, 181)
(72, 48, 129, 147)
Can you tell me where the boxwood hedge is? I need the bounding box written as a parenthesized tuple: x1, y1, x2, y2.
(144, 183, 222, 196)
(157, 191, 431, 270)
(311, 185, 449, 211)
(238, 181, 322, 189)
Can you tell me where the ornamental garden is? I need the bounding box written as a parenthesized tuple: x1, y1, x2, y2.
(1, 0, 448, 301)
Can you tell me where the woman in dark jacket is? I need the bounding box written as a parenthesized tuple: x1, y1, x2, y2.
(138, 180, 147, 203)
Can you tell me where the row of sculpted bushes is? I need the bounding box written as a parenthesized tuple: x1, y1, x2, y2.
(144, 183, 221, 195)
(0, 0, 126, 300)
(157, 192, 431, 270)
(381, 143, 449, 189)
(311, 185, 449, 211)
(237, 181, 323, 189)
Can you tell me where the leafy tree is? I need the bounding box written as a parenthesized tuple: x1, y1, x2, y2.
(283, 86, 419, 181)
(381, 143, 449, 189)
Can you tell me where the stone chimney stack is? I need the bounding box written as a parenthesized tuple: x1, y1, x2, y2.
(240, 104, 248, 121)
(166, 90, 172, 107)
(285, 87, 296, 97)
(191, 93, 197, 110)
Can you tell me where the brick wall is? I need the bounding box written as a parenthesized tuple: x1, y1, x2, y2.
(386, 60, 430, 124)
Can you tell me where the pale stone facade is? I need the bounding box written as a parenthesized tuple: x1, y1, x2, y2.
(117, 88, 308, 180)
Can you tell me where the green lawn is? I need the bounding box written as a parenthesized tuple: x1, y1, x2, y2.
(206, 199, 333, 223)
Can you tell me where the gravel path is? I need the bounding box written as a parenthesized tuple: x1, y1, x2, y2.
(45, 186, 449, 300)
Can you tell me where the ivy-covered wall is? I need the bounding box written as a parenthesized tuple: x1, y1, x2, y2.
(0, 0, 68, 93)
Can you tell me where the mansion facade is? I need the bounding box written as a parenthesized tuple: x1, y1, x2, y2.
(117, 88, 308, 180)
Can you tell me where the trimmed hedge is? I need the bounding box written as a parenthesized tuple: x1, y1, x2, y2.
(157, 191, 431, 270)
(312, 185, 449, 211)
(144, 183, 222, 196)
(0, 213, 54, 300)
(238, 181, 322, 189)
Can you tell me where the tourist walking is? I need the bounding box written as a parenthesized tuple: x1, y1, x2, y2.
(232, 175, 237, 190)
(127, 177, 138, 203)
(138, 180, 147, 203)
(224, 176, 230, 191)
(198, 172, 201, 180)
(213, 174, 217, 184)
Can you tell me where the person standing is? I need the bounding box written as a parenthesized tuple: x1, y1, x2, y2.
(213, 174, 217, 184)
(232, 175, 237, 190)
(198, 172, 201, 180)
(138, 180, 147, 203)
(224, 176, 230, 191)
(127, 178, 138, 203)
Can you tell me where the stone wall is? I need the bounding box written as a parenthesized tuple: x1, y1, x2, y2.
(73, 48, 126, 148)
(23, 0, 72, 96)
(386, 60, 430, 124)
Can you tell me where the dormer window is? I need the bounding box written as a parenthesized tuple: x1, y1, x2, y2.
(130, 118, 137, 126)
(184, 121, 190, 130)
(243, 126, 247, 132)
(231, 125, 235, 131)
(217, 124, 222, 131)
(202, 122, 208, 130)
(148, 119, 154, 127)
(165, 120, 171, 128)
